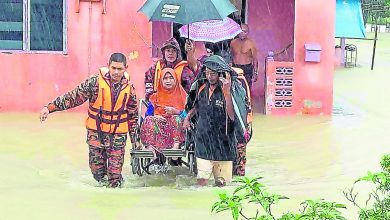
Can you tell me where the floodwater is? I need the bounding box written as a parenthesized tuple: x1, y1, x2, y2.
(1, 36, 389, 219)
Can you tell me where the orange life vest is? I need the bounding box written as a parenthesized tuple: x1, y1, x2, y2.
(154, 60, 188, 91)
(85, 67, 132, 134)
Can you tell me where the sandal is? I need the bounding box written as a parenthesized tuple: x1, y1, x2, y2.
(215, 177, 226, 187)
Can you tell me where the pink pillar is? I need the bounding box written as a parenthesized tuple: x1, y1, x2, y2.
(293, 0, 335, 115)
(264, 0, 335, 115)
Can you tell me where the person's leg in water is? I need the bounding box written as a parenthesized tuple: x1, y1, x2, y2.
(212, 161, 233, 187)
(88, 146, 108, 185)
(106, 134, 127, 188)
(197, 178, 209, 186)
(87, 130, 108, 185)
(233, 142, 247, 176)
(196, 157, 213, 186)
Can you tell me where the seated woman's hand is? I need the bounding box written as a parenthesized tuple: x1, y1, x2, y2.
(164, 106, 180, 115)
(153, 115, 167, 123)
(183, 116, 191, 130)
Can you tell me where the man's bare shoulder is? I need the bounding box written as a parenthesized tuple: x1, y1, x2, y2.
(231, 38, 255, 46)
(247, 38, 257, 47)
(230, 38, 240, 45)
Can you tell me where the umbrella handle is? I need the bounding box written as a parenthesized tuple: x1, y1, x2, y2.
(187, 24, 190, 41)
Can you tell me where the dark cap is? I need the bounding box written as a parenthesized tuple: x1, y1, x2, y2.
(161, 37, 181, 52)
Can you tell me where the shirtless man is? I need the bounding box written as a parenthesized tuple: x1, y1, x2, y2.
(230, 23, 258, 90)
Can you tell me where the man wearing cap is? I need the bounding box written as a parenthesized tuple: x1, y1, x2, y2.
(144, 37, 195, 101)
(183, 55, 236, 187)
(186, 41, 252, 177)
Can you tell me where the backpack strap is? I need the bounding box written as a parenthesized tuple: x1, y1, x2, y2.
(197, 84, 206, 98)
(232, 94, 246, 136)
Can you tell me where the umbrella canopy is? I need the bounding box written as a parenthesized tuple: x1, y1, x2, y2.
(178, 17, 242, 43)
(138, 0, 237, 25)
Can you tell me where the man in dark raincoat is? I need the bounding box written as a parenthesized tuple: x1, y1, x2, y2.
(186, 42, 251, 177)
(184, 55, 236, 187)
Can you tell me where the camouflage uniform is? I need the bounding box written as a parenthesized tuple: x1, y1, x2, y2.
(47, 72, 138, 187)
(87, 130, 127, 187)
(233, 143, 247, 176)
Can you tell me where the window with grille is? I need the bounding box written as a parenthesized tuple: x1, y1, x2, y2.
(0, 0, 66, 52)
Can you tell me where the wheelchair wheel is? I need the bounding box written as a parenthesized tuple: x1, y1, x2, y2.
(141, 158, 152, 175)
(131, 156, 141, 175)
(188, 152, 197, 176)
(136, 161, 143, 176)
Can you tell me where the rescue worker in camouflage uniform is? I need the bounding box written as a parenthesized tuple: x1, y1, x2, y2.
(39, 53, 138, 188)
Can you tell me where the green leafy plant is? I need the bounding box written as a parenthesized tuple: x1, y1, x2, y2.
(343, 154, 390, 220)
(212, 176, 347, 220)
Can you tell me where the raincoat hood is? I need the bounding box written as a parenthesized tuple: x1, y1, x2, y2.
(185, 55, 239, 111)
(203, 55, 234, 75)
(161, 37, 182, 62)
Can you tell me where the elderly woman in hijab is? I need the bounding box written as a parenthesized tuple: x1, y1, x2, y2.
(140, 68, 187, 155)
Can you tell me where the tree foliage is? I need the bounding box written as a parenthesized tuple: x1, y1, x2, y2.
(362, 0, 390, 24)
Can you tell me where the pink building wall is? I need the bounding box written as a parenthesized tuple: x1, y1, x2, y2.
(293, 0, 335, 115)
(249, 0, 335, 115)
(151, 22, 172, 58)
(0, 0, 152, 112)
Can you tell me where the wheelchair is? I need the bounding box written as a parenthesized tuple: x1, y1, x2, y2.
(130, 99, 197, 176)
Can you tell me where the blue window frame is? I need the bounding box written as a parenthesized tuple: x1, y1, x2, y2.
(0, 0, 67, 53)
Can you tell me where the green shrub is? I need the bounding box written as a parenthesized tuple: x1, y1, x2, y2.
(212, 155, 389, 220)
(212, 176, 347, 220)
